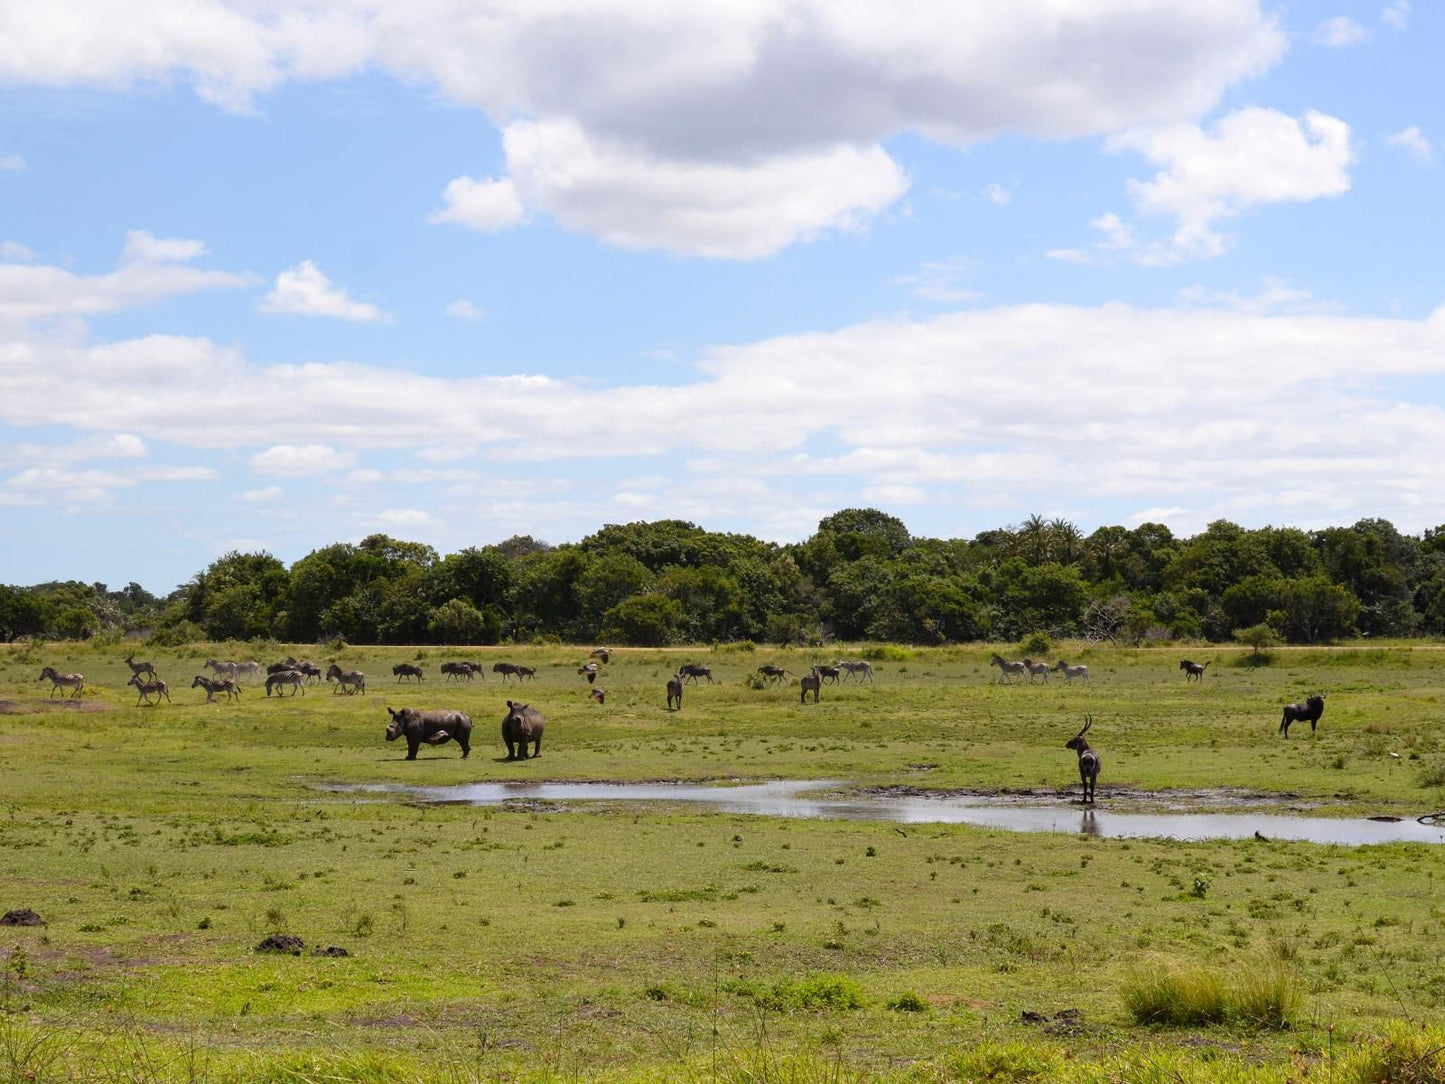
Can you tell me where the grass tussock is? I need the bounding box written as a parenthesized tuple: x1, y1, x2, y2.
(1121, 958, 1300, 1030)
(1343, 1022, 1445, 1084)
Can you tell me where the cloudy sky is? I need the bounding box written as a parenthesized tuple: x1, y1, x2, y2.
(2, 0, 1443, 591)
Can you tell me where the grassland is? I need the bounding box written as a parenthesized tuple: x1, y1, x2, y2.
(3, 640, 1445, 1082)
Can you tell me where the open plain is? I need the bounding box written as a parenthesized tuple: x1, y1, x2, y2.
(3, 641, 1445, 1082)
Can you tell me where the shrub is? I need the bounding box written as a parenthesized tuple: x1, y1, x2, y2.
(951, 1042, 1062, 1082)
(885, 990, 929, 1013)
(1121, 957, 1301, 1030)
(1019, 631, 1051, 656)
(1343, 1021, 1445, 1083)
(861, 644, 913, 661)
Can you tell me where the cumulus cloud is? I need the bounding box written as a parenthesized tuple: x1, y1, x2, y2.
(428, 176, 525, 232)
(248, 443, 356, 476)
(242, 485, 283, 502)
(1382, 1, 1411, 30)
(259, 261, 389, 322)
(894, 258, 983, 303)
(443, 299, 487, 320)
(1312, 16, 1370, 46)
(0, 154, 24, 172)
(1387, 126, 1434, 164)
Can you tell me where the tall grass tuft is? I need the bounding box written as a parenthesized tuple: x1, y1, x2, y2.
(1121, 957, 1301, 1030)
(1231, 959, 1301, 1029)
(1342, 1021, 1445, 1084)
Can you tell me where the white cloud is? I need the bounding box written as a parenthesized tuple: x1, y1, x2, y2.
(1, 462, 215, 505)
(1382, 2, 1411, 30)
(242, 485, 283, 502)
(1177, 278, 1329, 316)
(370, 508, 438, 529)
(0, 154, 24, 172)
(1312, 16, 1370, 47)
(981, 184, 1011, 206)
(122, 229, 207, 264)
(443, 299, 487, 321)
(1106, 107, 1353, 263)
(249, 443, 355, 476)
(0, 241, 35, 262)
(1387, 126, 1434, 165)
(429, 176, 525, 232)
(259, 261, 389, 322)
(894, 258, 983, 303)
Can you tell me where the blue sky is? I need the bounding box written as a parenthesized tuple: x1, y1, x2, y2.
(2, 0, 1443, 593)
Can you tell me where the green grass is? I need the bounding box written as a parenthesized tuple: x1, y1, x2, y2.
(3, 640, 1445, 1081)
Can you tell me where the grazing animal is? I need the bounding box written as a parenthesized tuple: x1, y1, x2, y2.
(800, 670, 822, 703)
(679, 663, 713, 684)
(1180, 659, 1210, 682)
(666, 672, 684, 711)
(589, 687, 606, 705)
(393, 663, 424, 683)
(266, 661, 293, 676)
(204, 658, 239, 681)
(837, 660, 873, 683)
(37, 667, 84, 698)
(325, 663, 366, 695)
(463, 661, 487, 680)
(1022, 658, 1050, 684)
(265, 669, 306, 697)
(386, 706, 473, 760)
(501, 701, 544, 760)
(128, 673, 171, 705)
(513, 665, 536, 681)
(757, 665, 790, 684)
(495, 662, 523, 682)
(990, 654, 1028, 684)
(123, 654, 157, 681)
(1065, 716, 1101, 804)
(296, 660, 323, 684)
(440, 661, 474, 682)
(1053, 660, 1089, 683)
(233, 660, 261, 682)
(191, 674, 240, 702)
(813, 664, 841, 685)
(1280, 694, 1327, 738)
(589, 648, 611, 663)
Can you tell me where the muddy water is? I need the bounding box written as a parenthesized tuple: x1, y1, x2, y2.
(337, 780, 1445, 846)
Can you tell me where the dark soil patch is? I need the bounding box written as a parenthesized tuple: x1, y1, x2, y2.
(254, 934, 305, 955)
(313, 945, 350, 957)
(1, 908, 45, 926)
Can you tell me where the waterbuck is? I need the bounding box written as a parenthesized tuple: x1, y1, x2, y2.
(666, 672, 684, 711)
(37, 667, 84, 698)
(1280, 694, 1326, 738)
(800, 669, 822, 704)
(1065, 716, 1101, 804)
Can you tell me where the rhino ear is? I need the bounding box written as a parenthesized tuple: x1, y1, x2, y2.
(387, 707, 397, 717)
(507, 700, 514, 709)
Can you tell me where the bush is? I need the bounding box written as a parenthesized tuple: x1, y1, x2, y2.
(885, 990, 929, 1013)
(147, 621, 203, 648)
(727, 974, 865, 1012)
(861, 644, 913, 661)
(1121, 957, 1300, 1030)
(1344, 1021, 1445, 1083)
(1019, 631, 1052, 656)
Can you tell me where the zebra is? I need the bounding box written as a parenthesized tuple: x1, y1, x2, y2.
(393, 663, 424, 683)
(128, 673, 171, 705)
(989, 654, 1028, 684)
(124, 654, 158, 681)
(1022, 658, 1051, 684)
(233, 660, 262, 682)
(1053, 660, 1089, 684)
(325, 664, 366, 695)
(837, 660, 873, 683)
(37, 667, 84, 698)
(266, 669, 306, 697)
(205, 658, 239, 681)
(191, 675, 240, 703)
(1065, 716, 1101, 804)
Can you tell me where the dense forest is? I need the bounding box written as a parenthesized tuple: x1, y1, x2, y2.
(5, 510, 1445, 647)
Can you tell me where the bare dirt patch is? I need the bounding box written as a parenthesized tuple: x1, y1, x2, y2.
(0, 697, 110, 715)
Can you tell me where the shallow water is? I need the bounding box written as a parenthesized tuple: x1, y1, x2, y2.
(332, 779, 1445, 846)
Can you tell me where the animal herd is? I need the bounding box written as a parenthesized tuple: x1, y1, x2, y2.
(28, 648, 1332, 801)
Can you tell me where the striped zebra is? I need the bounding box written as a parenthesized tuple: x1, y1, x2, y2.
(1022, 658, 1051, 684)
(38, 667, 84, 698)
(325, 664, 366, 695)
(989, 654, 1028, 684)
(837, 660, 873, 683)
(192, 675, 241, 702)
(265, 669, 306, 697)
(128, 674, 171, 705)
(1053, 660, 1089, 683)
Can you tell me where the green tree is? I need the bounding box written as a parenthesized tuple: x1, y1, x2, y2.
(427, 598, 489, 644)
(600, 593, 684, 646)
(0, 586, 49, 642)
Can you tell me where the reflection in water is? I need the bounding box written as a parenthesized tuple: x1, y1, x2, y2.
(326, 780, 1445, 847)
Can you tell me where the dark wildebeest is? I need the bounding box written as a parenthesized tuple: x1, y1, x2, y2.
(325, 663, 366, 695)
(501, 701, 544, 760)
(513, 665, 536, 681)
(265, 669, 306, 697)
(296, 660, 323, 684)
(191, 674, 240, 703)
(124, 654, 157, 681)
(757, 665, 790, 684)
(1280, 694, 1326, 738)
(128, 673, 171, 705)
(666, 672, 684, 711)
(495, 662, 522, 682)
(813, 663, 841, 685)
(1065, 716, 1101, 804)
(37, 667, 84, 698)
(440, 661, 473, 682)
(393, 662, 424, 683)
(463, 661, 487, 680)
(800, 670, 821, 704)
(679, 663, 713, 684)
(1180, 659, 1210, 682)
(386, 706, 473, 760)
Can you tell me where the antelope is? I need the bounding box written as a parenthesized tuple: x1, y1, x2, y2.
(514, 665, 536, 681)
(666, 672, 683, 711)
(325, 663, 366, 695)
(128, 673, 171, 705)
(191, 675, 240, 703)
(124, 653, 157, 681)
(393, 663, 424, 683)
(1022, 658, 1050, 684)
(265, 669, 306, 697)
(37, 667, 84, 698)
(990, 654, 1028, 684)
(1053, 660, 1089, 683)
(679, 663, 713, 684)
(1180, 659, 1210, 682)
(1280, 694, 1326, 738)
(800, 669, 822, 704)
(1065, 716, 1101, 804)
(757, 665, 790, 684)
(813, 663, 841, 685)
(837, 660, 873, 683)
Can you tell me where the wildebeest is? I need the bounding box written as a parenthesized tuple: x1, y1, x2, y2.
(800, 669, 822, 703)
(666, 672, 683, 711)
(495, 662, 523, 682)
(463, 661, 488, 680)
(393, 663, 424, 683)
(1066, 716, 1101, 804)
(679, 663, 712, 684)
(1280, 694, 1326, 737)
(757, 665, 790, 684)
(191, 674, 240, 703)
(265, 669, 306, 697)
(37, 667, 84, 698)
(386, 706, 473, 760)
(501, 701, 544, 760)
(440, 661, 474, 682)
(990, 654, 1027, 684)
(513, 665, 536, 681)
(1180, 659, 1210, 682)
(128, 673, 171, 705)
(325, 663, 366, 695)
(837, 660, 873, 683)
(1053, 660, 1089, 683)
(813, 664, 841, 685)
(123, 654, 157, 681)
(296, 660, 323, 684)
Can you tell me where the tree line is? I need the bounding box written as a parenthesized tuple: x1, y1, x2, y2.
(6, 510, 1445, 647)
